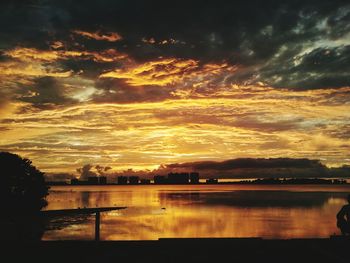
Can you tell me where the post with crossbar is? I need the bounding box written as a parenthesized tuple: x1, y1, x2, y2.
(95, 211, 100, 241)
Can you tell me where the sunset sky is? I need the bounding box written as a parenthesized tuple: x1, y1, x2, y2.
(0, 0, 349, 175)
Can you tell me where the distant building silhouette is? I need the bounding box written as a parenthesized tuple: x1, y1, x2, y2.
(190, 172, 200, 184)
(154, 175, 167, 184)
(71, 177, 107, 185)
(117, 176, 128, 185)
(129, 176, 140, 185)
(168, 172, 189, 184)
(99, 176, 107, 185)
(140, 179, 151, 184)
(71, 178, 80, 185)
(153, 173, 201, 184)
(88, 177, 98, 185)
(206, 178, 218, 184)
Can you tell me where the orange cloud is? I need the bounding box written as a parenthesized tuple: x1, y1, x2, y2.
(72, 30, 122, 42)
(100, 58, 197, 86)
(4, 47, 127, 63)
(92, 49, 127, 62)
(0, 61, 72, 78)
(5, 48, 60, 62)
(50, 41, 64, 49)
(2, 92, 350, 173)
(99, 58, 236, 87)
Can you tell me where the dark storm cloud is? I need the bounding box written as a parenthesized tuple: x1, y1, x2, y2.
(59, 58, 119, 79)
(95, 165, 112, 176)
(165, 158, 326, 171)
(155, 158, 334, 179)
(19, 76, 75, 109)
(93, 78, 177, 103)
(0, 1, 70, 49)
(76, 164, 97, 180)
(0, 0, 349, 98)
(257, 46, 350, 89)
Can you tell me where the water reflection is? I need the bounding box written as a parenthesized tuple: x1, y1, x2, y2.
(160, 191, 345, 207)
(43, 185, 350, 240)
(45, 214, 92, 231)
(81, 192, 90, 208)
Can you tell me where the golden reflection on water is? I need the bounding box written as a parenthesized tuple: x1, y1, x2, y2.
(43, 185, 350, 240)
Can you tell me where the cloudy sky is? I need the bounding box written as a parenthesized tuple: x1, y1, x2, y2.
(0, 0, 349, 174)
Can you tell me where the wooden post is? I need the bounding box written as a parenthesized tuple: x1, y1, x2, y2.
(95, 211, 100, 241)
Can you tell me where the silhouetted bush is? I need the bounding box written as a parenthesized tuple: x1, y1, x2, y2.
(0, 152, 49, 241)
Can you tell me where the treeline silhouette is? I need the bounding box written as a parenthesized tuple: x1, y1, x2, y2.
(0, 152, 49, 241)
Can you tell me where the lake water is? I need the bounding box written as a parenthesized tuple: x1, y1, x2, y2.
(43, 184, 350, 240)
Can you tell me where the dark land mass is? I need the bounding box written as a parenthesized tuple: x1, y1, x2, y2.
(4, 237, 350, 263)
(233, 178, 348, 185)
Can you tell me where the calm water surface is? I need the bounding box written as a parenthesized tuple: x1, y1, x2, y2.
(43, 184, 350, 240)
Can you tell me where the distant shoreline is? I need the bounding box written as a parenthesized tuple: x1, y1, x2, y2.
(47, 178, 349, 186)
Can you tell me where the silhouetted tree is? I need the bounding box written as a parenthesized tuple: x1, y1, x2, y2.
(0, 152, 49, 241)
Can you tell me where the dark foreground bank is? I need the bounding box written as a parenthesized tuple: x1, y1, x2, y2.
(3, 237, 350, 263)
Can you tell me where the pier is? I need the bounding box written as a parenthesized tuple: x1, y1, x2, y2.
(41, 207, 127, 241)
